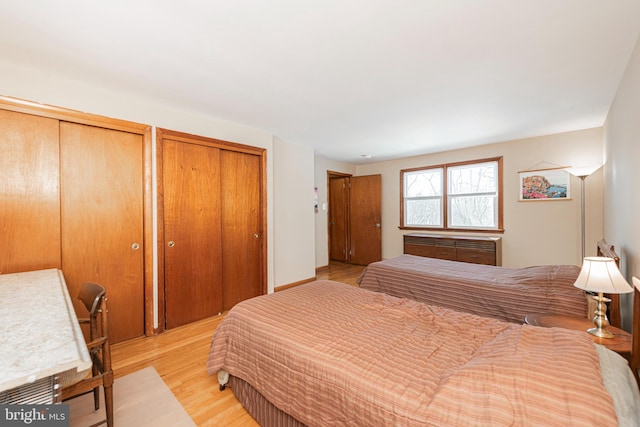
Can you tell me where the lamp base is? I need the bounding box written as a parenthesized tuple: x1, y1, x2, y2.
(588, 293, 613, 339)
(586, 326, 614, 339)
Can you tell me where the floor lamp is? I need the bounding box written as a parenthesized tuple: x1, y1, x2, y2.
(566, 165, 602, 260)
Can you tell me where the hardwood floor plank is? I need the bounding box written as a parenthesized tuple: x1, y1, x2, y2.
(109, 262, 364, 426)
(316, 261, 365, 286)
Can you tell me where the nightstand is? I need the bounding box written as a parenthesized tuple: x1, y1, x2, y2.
(524, 313, 631, 355)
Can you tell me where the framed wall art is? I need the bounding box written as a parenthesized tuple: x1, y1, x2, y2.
(519, 167, 571, 201)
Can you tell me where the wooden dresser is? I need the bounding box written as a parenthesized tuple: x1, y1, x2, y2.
(403, 233, 502, 266)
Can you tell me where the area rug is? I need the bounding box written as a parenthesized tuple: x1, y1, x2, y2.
(67, 367, 196, 426)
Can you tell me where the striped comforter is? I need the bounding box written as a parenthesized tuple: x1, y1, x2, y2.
(207, 280, 617, 426)
(357, 255, 587, 323)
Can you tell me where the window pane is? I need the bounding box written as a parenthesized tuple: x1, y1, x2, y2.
(401, 157, 501, 230)
(405, 199, 441, 226)
(449, 162, 496, 195)
(449, 195, 496, 228)
(405, 169, 442, 197)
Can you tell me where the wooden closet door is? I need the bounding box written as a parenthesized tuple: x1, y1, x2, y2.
(221, 150, 263, 311)
(60, 122, 145, 344)
(0, 110, 61, 274)
(163, 140, 223, 328)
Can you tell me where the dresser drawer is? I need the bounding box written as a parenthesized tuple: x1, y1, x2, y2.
(404, 244, 435, 258)
(456, 248, 495, 265)
(403, 233, 501, 266)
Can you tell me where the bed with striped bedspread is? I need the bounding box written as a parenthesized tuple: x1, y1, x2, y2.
(357, 254, 587, 323)
(207, 280, 632, 426)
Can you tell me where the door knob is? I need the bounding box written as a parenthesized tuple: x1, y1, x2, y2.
(167, 241, 175, 247)
(131, 243, 140, 250)
(253, 234, 259, 239)
(375, 223, 381, 228)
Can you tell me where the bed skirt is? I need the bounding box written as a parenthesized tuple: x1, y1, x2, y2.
(229, 375, 306, 427)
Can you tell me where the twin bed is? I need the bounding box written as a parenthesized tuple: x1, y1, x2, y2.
(207, 241, 640, 426)
(357, 254, 587, 324)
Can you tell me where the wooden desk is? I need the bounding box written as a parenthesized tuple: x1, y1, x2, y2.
(0, 269, 92, 403)
(525, 313, 632, 355)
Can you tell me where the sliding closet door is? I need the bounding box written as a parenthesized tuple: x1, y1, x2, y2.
(163, 140, 223, 329)
(0, 110, 61, 274)
(60, 122, 145, 344)
(221, 150, 263, 311)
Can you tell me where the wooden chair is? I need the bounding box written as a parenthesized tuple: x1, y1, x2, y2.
(62, 283, 114, 427)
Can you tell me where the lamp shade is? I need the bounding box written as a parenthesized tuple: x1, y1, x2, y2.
(573, 257, 633, 294)
(565, 164, 602, 178)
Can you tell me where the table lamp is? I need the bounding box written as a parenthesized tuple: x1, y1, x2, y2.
(573, 257, 633, 338)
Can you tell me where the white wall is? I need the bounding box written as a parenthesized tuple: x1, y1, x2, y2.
(273, 136, 316, 285)
(313, 157, 357, 268)
(603, 33, 640, 331)
(352, 129, 604, 268)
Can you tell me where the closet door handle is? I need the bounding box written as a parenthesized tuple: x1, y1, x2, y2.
(167, 241, 175, 248)
(253, 234, 259, 239)
(131, 243, 140, 250)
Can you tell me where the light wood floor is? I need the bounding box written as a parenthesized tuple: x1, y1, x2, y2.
(110, 261, 365, 426)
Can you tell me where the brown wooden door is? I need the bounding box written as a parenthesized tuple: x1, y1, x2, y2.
(329, 177, 349, 262)
(60, 122, 145, 344)
(0, 110, 61, 274)
(349, 175, 382, 265)
(221, 150, 263, 311)
(163, 140, 223, 329)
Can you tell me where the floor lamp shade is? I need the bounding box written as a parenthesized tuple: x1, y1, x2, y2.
(566, 165, 602, 178)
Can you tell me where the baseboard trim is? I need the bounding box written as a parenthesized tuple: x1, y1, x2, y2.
(274, 277, 316, 292)
(315, 265, 329, 273)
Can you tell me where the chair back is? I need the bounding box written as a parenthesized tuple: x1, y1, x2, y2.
(62, 282, 113, 427)
(78, 282, 108, 345)
(78, 282, 106, 316)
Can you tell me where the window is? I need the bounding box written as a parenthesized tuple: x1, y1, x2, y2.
(401, 157, 503, 231)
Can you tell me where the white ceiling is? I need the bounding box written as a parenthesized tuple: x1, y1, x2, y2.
(1, 1, 639, 163)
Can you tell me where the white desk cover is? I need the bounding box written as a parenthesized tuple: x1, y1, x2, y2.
(0, 269, 92, 392)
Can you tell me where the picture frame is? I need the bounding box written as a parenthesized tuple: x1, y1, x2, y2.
(519, 167, 571, 201)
